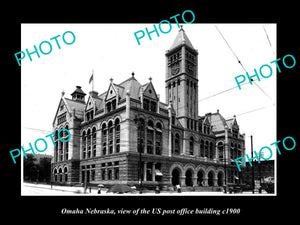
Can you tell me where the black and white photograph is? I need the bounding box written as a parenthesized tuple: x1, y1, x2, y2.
(5, 4, 298, 221)
(20, 23, 278, 196)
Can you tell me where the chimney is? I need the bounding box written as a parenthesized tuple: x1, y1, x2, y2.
(89, 91, 99, 98)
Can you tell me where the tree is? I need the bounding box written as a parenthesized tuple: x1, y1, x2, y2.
(23, 154, 36, 181)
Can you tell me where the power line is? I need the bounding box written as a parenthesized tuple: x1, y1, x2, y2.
(263, 26, 275, 56)
(215, 25, 274, 103)
(198, 78, 256, 102)
(215, 25, 248, 73)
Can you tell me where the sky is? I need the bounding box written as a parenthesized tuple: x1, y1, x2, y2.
(21, 23, 276, 161)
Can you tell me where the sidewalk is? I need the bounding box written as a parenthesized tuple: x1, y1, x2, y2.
(22, 182, 227, 196)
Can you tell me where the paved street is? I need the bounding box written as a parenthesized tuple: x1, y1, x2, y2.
(22, 182, 268, 196)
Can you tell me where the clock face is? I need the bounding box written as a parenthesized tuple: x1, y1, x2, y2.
(186, 62, 194, 75)
(171, 62, 180, 75)
(171, 67, 180, 75)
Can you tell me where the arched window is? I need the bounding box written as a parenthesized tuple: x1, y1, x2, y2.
(147, 120, 154, 154)
(189, 136, 194, 155)
(171, 133, 174, 154)
(155, 123, 162, 155)
(137, 118, 145, 153)
(92, 127, 97, 157)
(102, 124, 107, 155)
(82, 131, 86, 159)
(218, 142, 224, 160)
(174, 133, 180, 155)
(204, 141, 209, 157)
(64, 125, 69, 160)
(209, 142, 214, 159)
(200, 140, 204, 157)
(59, 136, 63, 161)
(87, 129, 91, 158)
(234, 143, 238, 159)
(115, 118, 120, 153)
(58, 168, 63, 182)
(237, 144, 241, 158)
(108, 121, 113, 154)
(64, 167, 68, 182)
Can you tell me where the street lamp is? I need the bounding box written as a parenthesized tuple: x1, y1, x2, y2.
(134, 115, 143, 194)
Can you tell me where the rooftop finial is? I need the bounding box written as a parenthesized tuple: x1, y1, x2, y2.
(110, 77, 113, 83)
(131, 71, 135, 77)
(149, 76, 152, 82)
(180, 25, 184, 31)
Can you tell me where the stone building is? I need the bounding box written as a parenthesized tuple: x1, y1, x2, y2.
(51, 27, 245, 189)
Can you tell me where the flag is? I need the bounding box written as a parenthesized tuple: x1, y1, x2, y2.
(89, 74, 93, 84)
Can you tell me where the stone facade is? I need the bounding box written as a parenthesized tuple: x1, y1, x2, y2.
(51, 28, 246, 189)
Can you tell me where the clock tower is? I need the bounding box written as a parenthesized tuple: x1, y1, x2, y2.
(165, 26, 198, 129)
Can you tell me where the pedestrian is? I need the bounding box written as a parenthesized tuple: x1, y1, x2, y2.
(97, 187, 101, 194)
(155, 186, 160, 194)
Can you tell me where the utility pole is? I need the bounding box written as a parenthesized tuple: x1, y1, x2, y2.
(224, 125, 228, 193)
(251, 135, 255, 194)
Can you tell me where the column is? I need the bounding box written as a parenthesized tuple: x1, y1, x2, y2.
(152, 163, 156, 181)
(192, 176, 197, 187)
(215, 144, 219, 161)
(168, 103, 172, 156)
(203, 175, 208, 186)
(181, 46, 186, 74)
(213, 178, 218, 186)
(180, 176, 185, 187)
(125, 90, 130, 119)
(143, 162, 147, 182)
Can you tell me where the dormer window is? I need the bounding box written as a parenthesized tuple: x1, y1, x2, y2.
(143, 98, 149, 111)
(106, 98, 117, 113)
(232, 129, 238, 138)
(86, 110, 94, 122)
(150, 101, 157, 112)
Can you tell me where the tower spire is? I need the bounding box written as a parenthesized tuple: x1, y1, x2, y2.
(165, 28, 198, 128)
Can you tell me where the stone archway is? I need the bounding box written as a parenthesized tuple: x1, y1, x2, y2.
(208, 171, 215, 186)
(171, 168, 181, 186)
(197, 170, 204, 186)
(185, 169, 193, 187)
(217, 171, 224, 186)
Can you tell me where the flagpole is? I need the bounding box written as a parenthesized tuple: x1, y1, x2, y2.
(92, 69, 94, 92)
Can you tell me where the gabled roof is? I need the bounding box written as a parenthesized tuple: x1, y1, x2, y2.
(85, 94, 103, 111)
(226, 116, 239, 130)
(117, 75, 142, 100)
(52, 97, 86, 126)
(141, 81, 158, 100)
(169, 26, 195, 50)
(208, 112, 227, 133)
(64, 98, 85, 119)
